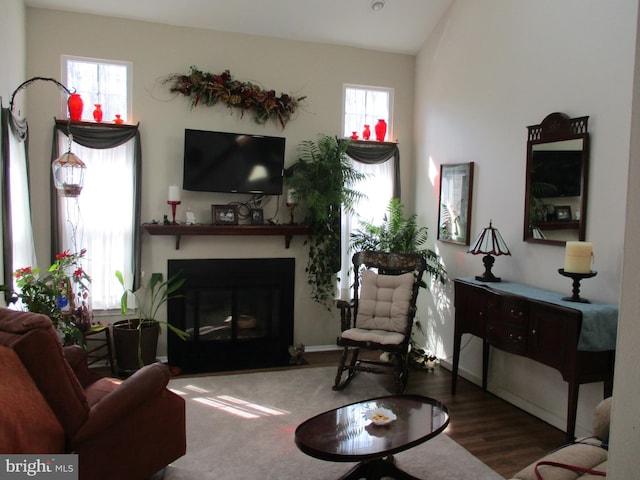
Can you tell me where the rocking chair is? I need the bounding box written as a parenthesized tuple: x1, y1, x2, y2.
(333, 251, 427, 393)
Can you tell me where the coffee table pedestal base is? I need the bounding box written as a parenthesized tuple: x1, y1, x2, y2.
(340, 455, 421, 480)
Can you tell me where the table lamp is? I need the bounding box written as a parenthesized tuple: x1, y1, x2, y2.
(468, 221, 511, 282)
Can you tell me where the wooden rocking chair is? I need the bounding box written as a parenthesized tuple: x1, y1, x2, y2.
(333, 251, 427, 393)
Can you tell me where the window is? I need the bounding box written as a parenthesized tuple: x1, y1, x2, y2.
(339, 85, 396, 298)
(57, 57, 136, 311)
(343, 84, 393, 140)
(62, 55, 132, 122)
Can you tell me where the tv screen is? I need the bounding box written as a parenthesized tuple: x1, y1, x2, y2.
(183, 129, 286, 195)
(531, 150, 582, 198)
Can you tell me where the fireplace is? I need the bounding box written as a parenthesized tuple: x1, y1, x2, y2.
(167, 258, 295, 373)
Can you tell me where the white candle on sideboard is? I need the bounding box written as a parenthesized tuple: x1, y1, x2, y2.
(168, 185, 180, 202)
(564, 241, 593, 273)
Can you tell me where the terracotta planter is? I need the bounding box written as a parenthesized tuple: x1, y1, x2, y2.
(112, 319, 160, 375)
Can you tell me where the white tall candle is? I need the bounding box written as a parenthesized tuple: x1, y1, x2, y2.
(168, 185, 180, 202)
(564, 241, 593, 273)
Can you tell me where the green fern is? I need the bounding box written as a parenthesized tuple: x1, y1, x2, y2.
(350, 198, 447, 286)
(285, 135, 367, 307)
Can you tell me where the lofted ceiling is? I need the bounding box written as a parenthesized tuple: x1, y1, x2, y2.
(24, 0, 452, 55)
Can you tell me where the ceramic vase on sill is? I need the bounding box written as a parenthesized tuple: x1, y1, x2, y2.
(362, 124, 371, 140)
(93, 104, 103, 123)
(375, 119, 387, 142)
(68, 93, 83, 121)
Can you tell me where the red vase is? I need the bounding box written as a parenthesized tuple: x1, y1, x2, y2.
(93, 104, 103, 123)
(68, 94, 83, 121)
(350, 131, 359, 140)
(362, 125, 371, 140)
(374, 119, 387, 142)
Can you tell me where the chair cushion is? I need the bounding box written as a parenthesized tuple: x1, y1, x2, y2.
(340, 328, 406, 345)
(355, 270, 414, 333)
(0, 345, 65, 453)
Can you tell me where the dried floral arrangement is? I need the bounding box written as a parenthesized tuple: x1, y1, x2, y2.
(164, 66, 305, 128)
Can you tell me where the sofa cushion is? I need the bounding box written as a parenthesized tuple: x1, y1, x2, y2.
(355, 270, 414, 333)
(0, 345, 65, 453)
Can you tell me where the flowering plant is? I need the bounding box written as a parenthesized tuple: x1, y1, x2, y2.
(164, 66, 306, 128)
(1, 249, 92, 345)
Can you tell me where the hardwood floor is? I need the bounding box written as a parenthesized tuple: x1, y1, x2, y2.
(300, 350, 568, 479)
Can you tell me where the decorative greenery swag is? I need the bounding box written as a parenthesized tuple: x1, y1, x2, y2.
(165, 66, 306, 128)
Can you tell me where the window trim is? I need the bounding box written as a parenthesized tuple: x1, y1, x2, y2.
(342, 83, 394, 140)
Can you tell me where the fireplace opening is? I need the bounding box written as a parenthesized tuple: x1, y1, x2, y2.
(168, 258, 295, 373)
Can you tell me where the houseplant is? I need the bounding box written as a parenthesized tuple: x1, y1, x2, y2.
(0, 249, 92, 346)
(350, 198, 447, 369)
(113, 271, 189, 373)
(284, 135, 366, 307)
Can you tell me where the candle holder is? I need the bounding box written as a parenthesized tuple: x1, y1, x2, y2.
(167, 200, 181, 224)
(558, 268, 597, 303)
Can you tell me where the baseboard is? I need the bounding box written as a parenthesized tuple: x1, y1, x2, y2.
(304, 345, 341, 353)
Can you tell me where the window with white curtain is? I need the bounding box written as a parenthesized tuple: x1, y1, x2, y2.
(338, 158, 394, 299)
(343, 84, 393, 139)
(58, 56, 133, 310)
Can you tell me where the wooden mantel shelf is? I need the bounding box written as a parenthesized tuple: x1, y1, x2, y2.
(142, 223, 310, 250)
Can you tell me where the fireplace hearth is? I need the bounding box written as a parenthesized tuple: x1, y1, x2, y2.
(168, 258, 294, 373)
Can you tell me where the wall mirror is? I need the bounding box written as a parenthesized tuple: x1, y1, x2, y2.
(523, 112, 589, 246)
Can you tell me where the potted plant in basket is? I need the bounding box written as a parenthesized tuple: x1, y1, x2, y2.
(113, 271, 189, 374)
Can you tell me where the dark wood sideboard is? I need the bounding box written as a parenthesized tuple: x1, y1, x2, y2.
(451, 278, 616, 441)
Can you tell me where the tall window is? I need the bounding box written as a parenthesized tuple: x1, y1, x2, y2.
(339, 84, 395, 298)
(343, 84, 393, 139)
(58, 57, 135, 310)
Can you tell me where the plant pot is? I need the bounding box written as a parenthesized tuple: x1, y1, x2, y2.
(112, 319, 160, 375)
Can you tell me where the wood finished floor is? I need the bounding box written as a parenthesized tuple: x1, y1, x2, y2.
(97, 350, 567, 479)
(296, 350, 568, 479)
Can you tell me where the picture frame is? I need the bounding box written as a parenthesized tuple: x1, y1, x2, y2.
(555, 205, 572, 221)
(250, 208, 264, 225)
(437, 162, 474, 245)
(212, 205, 238, 225)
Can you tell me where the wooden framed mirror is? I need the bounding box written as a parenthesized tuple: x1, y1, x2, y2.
(523, 112, 589, 246)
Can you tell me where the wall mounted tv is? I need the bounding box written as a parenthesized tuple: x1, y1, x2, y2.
(531, 150, 582, 198)
(183, 129, 286, 195)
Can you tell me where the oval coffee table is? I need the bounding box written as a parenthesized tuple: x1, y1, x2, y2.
(294, 394, 450, 480)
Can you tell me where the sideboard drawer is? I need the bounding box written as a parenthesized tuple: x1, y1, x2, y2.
(487, 296, 528, 355)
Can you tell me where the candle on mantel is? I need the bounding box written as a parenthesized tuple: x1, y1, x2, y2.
(168, 185, 180, 202)
(564, 241, 593, 273)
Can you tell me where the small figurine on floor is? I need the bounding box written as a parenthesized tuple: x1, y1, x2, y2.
(288, 343, 305, 365)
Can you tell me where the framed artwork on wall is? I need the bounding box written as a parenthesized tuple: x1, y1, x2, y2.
(212, 205, 239, 225)
(437, 162, 474, 245)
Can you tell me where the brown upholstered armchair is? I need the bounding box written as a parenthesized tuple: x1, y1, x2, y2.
(0, 308, 186, 480)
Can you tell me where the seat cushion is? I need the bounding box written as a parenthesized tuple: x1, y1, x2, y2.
(0, 346, 65, 453)
(340, 327, 406, 345)
(355, 270, 414, 333)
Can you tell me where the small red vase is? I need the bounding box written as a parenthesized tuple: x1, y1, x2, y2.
(374, 119, 387, 142)
(68, 94, 83, 121)
(350, 131, 359, 140)
(93, 104, 103, 122)
(362, 125, 371, 140)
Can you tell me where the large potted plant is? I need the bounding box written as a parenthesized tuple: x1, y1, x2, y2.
(113, 271, 189, 375)
(350, 198, 447, 369)
(285, 135, 366, 307)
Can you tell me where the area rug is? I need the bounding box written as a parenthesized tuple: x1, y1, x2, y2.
(161, 366, 502, 480)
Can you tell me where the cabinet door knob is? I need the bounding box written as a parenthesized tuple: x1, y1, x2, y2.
(532, 329, 537, 335)
(509, 333, 523, 343)
(510, 309, 524, 318)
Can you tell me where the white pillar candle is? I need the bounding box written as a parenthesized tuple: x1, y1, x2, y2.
(168, 185, 180, 202)
(564, 241, 593, 273)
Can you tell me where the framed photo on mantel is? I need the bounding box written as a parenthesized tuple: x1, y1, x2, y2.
(437, 162, 474, 245)
(212, 205, 238, 225)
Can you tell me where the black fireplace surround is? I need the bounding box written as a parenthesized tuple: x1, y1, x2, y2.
(168, 258, 295, 373)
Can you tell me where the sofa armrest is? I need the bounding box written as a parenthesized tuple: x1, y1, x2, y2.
(72, 362, 171, 443)
(63, 345, 102, 387)
(592, 397, 612, 441)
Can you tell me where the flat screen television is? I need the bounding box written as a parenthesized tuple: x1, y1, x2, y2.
(531, 150, 582, 198)
(183, 129, 286, 195)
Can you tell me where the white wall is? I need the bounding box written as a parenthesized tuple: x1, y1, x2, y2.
(0, 0, 25, 106)
(414, 0, 637, 437)
(24, 8, 416, 353)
